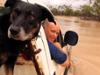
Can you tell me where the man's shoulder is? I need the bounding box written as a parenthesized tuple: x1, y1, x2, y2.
(48, 41, 56, 49)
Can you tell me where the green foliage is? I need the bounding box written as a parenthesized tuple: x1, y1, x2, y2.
(92, 0, 100, 19)
(49, 4, 94, 17)
(73, 10, 81, 16)
(50, 5, 74, 16)
(48, 0, 100, 21)
(64, 6, 73, 16)
(80, 5, 93, 17)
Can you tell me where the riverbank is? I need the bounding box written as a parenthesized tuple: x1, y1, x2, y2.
(55, 16, 100, 23)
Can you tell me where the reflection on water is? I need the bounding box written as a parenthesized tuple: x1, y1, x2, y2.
(56, 16, 100, 75)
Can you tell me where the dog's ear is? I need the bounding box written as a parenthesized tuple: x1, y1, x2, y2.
(35, 4, 56, 24)
(5, 0, 20, 8)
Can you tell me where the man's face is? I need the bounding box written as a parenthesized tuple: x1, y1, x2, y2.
(44, 22, 60, 43)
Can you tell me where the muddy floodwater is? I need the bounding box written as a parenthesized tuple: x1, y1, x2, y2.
(0, 16, 100, 75)
(56, 16, 100, 75)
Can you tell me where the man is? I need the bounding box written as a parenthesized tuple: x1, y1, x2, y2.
(43, 19, 70, 67)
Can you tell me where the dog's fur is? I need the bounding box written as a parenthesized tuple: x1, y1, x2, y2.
(0, 0, 55, 75)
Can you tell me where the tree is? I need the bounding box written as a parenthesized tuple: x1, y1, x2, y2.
(80, 5, 93, 17)
(64, 6, 73, 16)
(92, 0, 100, 20)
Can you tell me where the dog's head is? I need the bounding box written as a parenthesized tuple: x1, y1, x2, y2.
(5, 0, 56, 41)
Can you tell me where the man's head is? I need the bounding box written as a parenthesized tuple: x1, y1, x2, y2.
(43, 19, 60, 43)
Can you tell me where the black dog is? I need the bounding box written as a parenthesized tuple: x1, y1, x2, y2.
(0, 0, 56, 75)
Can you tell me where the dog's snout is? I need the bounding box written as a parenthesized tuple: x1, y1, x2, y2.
(10, 28, 19, 35)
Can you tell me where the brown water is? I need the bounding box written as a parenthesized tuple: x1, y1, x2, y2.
(56, 16, 100, 75)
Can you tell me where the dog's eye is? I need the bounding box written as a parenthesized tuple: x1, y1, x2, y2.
(29, 20, 37, 27)
(25, 11, 36, 19)
(29, 20, 35, 25)
(10, 9, 21, 21)
(26, 15, 34, 20)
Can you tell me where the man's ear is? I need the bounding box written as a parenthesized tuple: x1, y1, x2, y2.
(5, 0, 20, 8)
(43, 19, 50, 26)
(44, 19, 49, 24)
(35, 3, 56, 25)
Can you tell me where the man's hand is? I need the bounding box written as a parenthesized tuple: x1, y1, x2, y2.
(53, 42, 62, 50)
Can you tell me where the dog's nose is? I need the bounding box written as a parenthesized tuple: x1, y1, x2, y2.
(10, 28, 19, 35)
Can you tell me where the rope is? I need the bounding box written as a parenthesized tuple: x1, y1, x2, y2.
(28, 41, 42, 75)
